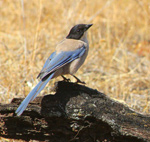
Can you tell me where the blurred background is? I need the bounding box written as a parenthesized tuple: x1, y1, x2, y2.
(0, 0, 150, 115)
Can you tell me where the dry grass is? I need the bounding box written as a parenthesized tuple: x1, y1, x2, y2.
(0, 0, 150, 117)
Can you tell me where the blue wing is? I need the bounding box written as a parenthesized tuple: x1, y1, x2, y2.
(38, 45, 86, 80)
(37, 52, 56, 79)
(41, 52, 56, 71)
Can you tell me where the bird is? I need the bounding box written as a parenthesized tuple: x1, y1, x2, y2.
(15, 23, 93, 116)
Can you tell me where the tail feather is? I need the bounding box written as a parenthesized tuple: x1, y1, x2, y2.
(15, 73, 54, 116)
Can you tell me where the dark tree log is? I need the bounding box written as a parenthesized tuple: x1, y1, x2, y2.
(0, 81, 150, 142)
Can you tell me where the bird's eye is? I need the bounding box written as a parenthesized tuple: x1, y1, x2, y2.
(77, 29, 80, 32)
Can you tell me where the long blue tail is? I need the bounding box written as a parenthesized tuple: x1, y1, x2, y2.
(15, 73, 54, 116)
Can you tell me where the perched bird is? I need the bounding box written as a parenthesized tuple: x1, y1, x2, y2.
(15, 24, 93, 116)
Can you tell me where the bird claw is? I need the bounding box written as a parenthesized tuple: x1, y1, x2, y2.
(61, 75, 71, 82)
(75, 80, 86, 84)
(62, 75, 85, 84)
(64, 78, 71, 82)
(72, 75, 86, 84)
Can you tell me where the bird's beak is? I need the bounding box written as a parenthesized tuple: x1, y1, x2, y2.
(85, 24, 93, 30)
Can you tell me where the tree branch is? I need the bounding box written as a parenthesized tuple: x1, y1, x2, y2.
(0, 81, 150, 142)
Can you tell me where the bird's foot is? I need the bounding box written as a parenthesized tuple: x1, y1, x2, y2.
(61, 75, 71, 82)
(72, 75, 86, 84)
(75, 79, 86, 85)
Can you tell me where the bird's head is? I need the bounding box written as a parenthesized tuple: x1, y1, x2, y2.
(66, 24, 93, 40)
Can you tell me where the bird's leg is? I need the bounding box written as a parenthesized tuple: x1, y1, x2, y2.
(72, 75, 86, 84)
(61, 75, 71, 82)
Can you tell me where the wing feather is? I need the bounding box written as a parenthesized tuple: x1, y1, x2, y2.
(39, 45, 86, 80)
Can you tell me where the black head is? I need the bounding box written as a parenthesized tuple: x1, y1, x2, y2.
(66, 24, 93, 40)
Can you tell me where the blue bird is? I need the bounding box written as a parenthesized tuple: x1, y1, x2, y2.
(15, 24, 93, 116)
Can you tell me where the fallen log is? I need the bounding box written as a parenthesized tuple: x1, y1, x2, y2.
(0, 81, 150, 142)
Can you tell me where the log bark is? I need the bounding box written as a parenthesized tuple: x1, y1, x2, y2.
(0, 81, 150, 142)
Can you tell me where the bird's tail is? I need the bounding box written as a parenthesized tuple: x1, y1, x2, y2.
(15, 73, 55, 116)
